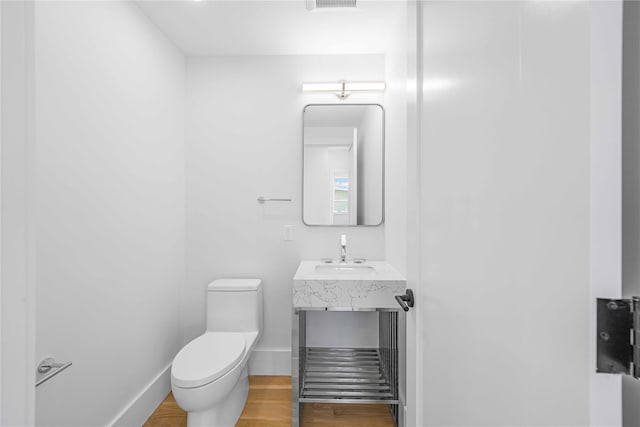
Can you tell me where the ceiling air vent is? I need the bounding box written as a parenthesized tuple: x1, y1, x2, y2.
(306, 0, 357, 10)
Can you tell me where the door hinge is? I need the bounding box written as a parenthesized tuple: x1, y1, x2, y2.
(597, 297, 640, 379)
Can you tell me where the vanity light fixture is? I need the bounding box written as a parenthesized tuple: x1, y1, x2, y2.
(306, 0, 357, 10)
(301, 81, 386, 99)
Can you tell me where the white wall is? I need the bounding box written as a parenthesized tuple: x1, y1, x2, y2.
(417, 2, 591, 425)
(304, 146, 331, 224)
(358, 107, 384, 225)
(185, 54, 386, 373)
(33, 2, 185, 425)
(303, 144, 352, 225)
(306, 311, 378, 348)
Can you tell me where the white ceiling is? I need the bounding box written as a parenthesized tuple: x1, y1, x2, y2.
(135, 0, 405, 56)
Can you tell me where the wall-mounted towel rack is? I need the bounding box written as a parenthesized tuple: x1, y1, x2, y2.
(257, 196, 292, 204)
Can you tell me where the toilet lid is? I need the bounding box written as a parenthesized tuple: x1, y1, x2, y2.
(171, 332, 245, 388)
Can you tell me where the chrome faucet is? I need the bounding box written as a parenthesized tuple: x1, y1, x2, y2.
(340, 234, 347, 263)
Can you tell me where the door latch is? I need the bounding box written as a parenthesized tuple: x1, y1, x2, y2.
(36, 357, 72, 387)
(395, 289, 414, 312)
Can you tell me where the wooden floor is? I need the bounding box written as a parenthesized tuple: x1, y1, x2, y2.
(144, 376, 395, 427)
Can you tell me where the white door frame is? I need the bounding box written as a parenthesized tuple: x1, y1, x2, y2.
(404, 1, 422, 426)
(0, 1, 36, 425)
(589, 2, 624, 426)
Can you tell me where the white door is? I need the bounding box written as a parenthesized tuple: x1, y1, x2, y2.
(412, 1, 623, 426)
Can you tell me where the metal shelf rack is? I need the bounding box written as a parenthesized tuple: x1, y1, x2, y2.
(300, 347, 397, 404)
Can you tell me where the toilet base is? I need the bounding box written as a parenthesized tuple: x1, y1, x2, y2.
(186, 366, 249, 427)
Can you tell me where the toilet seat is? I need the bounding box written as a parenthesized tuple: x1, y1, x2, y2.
(171, 332, 245, 388)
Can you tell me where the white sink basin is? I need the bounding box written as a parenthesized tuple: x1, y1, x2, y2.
(314, 263, 376, 275)
(294, 260, 405, 281)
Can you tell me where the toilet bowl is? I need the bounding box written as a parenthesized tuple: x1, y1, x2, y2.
(171, 279, 263, 427)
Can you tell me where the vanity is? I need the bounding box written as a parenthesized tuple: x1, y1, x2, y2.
(291, 260, 408, 427)
(292, 104, 409, 425)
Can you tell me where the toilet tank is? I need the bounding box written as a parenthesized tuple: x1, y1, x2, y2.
(206, 279, 263, 333)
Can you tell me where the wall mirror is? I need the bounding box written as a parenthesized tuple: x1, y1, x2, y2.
(303, 104, 384, 226)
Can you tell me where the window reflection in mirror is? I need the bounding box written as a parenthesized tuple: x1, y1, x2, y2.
(303, 104, 384, 226)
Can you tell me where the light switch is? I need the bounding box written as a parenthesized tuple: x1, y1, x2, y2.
(283, 225, 294, 241)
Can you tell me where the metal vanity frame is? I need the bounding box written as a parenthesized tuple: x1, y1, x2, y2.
(292, 306, 401, 427)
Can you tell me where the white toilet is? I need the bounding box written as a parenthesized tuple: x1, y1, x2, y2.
(171, 278, 263, 427)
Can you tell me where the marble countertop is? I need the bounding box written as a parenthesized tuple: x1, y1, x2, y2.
(293, 260, 406, 309)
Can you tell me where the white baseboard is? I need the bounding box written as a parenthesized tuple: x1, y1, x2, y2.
(109, 363, 172, 427)
(248, 348, 291, 375)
